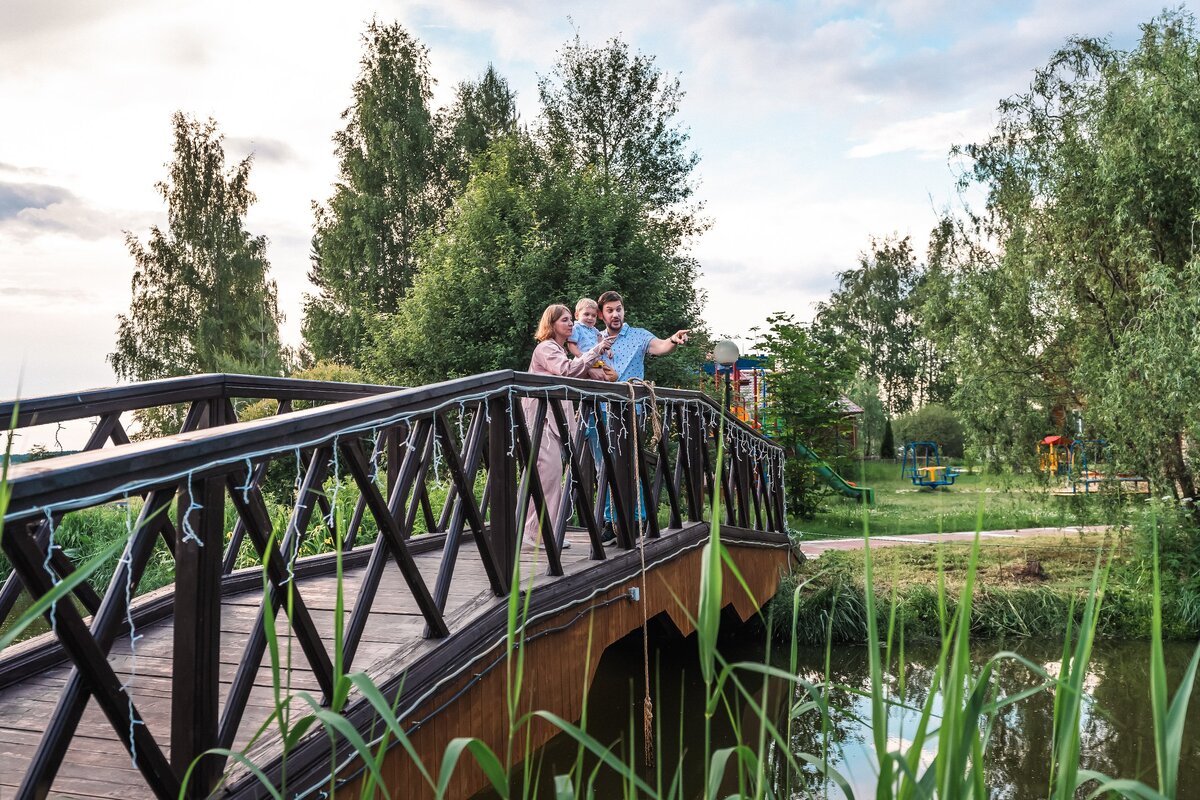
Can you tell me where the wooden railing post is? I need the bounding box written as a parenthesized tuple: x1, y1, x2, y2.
(679, 406, 705, 522)
(487, 393, 516, 591)
(172, 473, 224, 796)
(773, 452, 787, 532)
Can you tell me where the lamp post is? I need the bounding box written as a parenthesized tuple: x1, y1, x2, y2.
(713, 340, 740, 414)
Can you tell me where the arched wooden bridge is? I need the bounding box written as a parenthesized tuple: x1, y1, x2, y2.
(0, 372, 794, 799)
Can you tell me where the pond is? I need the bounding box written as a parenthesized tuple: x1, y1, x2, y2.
(477, 626, 1200, 798)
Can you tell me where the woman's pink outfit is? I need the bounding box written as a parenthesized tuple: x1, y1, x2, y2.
(522, 339, 609, 549)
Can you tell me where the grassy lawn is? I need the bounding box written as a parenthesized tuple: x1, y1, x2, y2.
(807, 531, 1125, 592)
(792, 460, 1118, 539)
(772, 530, 1199, 641)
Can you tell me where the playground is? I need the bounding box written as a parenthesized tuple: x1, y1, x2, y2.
(1037, 435, 1150, 496)
(793, 460, 1092, 539)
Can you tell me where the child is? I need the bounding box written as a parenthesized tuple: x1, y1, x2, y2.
(567, 297, 601, 358)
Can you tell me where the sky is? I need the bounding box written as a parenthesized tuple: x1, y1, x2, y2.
(0, 0, 1169, 418)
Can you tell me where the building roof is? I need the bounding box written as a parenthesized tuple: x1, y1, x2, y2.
(836, 396, 864, 415)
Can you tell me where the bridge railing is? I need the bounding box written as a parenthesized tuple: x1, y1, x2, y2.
(0, 370, 786, 800)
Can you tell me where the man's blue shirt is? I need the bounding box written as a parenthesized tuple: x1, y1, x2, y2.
(604, 325, 655, 381)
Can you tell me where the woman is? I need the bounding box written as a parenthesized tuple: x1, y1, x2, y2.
(523, 304, 615, 551)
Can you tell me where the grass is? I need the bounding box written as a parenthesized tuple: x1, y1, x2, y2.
(794, 460, 1121, 539)
(773, 529, 1200, 644)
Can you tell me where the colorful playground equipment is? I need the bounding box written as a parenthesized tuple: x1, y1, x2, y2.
(1049, 437, 1150, 495)
(900, 441, 959, 488)
(701, 355, 768, 429)
(701, 355, 875, 505)
(795, 442, 874, 505)
(1037, 435, 1072, 475)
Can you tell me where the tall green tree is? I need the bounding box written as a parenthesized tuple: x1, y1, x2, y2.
(846, 376, 887, 459)
(933, 10, 1200, 501)
(816, 235, 951, 414)
(440, 64, 518, 188)
(756, 314, 859, 517)
(538, 34, 699, 214)
(110, 112, 284, 410)
(363, 135, 705, 387)
(303, 20, 441, 366)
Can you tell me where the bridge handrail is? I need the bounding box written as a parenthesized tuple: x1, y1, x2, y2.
(0, 369, 786, 800)
(0, 372, 403, 429)
(3, 371, 780, 520)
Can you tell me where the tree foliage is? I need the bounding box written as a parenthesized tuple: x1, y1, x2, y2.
(756, 314, 859, 517)
(300, 26, 706, 387)
(880, 418, 895, 460)
(846, 376, 887, 459)
(930, 10, 1200, 501)
(440, 64, 518, 188)
(110, 112, 284, 391)
(362, 135, 705, 387)
(893, 403, 965, 459)
(539, 34, 698, 213)
(816, 235, 951, 414)
(303, 20, 442, 366)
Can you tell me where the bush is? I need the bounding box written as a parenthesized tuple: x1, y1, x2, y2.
(893, 403, 965, 458)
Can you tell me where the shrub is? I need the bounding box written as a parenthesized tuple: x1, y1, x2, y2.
(894, 403, 965, 458)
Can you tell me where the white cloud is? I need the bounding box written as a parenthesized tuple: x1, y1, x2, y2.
(846, 108, 993, 160)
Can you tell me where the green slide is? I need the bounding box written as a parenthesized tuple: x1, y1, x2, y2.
(794, 443, 875, 505)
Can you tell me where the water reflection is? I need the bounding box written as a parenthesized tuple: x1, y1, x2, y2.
(478, 629, 1200, 798)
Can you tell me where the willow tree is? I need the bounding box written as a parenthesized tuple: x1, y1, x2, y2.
(111, 112, 283, 434)
(933, 11, 1200, 500)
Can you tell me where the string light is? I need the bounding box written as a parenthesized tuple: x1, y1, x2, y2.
(120, 494, 144, 767)
(42, 509, 59, 632)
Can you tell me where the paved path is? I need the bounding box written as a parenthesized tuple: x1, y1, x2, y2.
(797, 525, 1113, 559)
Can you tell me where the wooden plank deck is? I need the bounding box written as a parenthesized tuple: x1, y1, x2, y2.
(0, 531, 601, 800)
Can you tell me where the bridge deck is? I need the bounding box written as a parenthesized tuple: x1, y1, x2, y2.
(0, 529, 606, 799)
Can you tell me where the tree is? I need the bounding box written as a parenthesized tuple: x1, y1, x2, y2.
(934, 11, 1200, 504)
(880, 419, 895, 460)
(303, 20, 442, 366)
(816, 236, 951, 414)
(893, 404, 965, 459)
(538, 34, 699, 214)
(440, 64, 518, 188)
(846, 376, 886, 459)
(110, 112, 284, 434)
(362, 135, 706, 387)
(756, 314, 859, 517)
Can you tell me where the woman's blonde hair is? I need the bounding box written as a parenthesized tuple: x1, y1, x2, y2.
(534, 304, 571, 342)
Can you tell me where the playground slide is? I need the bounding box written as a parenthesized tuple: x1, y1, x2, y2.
(794, 443, 875, 505)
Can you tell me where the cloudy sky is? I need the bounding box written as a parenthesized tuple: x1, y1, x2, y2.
(0, 0, 1166, 410)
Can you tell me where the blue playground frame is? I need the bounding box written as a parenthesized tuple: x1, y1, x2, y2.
(900, 441, 959, 488)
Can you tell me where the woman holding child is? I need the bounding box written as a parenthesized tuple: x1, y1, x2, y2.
(522, 302, 615, 551)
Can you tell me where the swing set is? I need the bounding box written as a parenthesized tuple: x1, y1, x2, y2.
(900, 441, 959, 488)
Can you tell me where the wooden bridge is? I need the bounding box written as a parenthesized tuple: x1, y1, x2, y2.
(0, 372, 793, 799)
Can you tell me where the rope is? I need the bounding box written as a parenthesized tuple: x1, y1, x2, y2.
(626, 380, 655, 768)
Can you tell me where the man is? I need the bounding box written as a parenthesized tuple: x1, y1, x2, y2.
(597, 290, 689, 380)
(595, 290, 689, 543)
